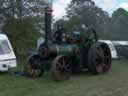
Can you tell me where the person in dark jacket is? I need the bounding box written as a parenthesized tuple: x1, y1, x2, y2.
(54, 24, 65, 43)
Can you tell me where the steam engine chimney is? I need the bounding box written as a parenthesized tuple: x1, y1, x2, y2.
(44, 6, 53, 44)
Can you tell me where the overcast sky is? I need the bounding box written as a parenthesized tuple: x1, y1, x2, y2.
(53, 0, 128, 20)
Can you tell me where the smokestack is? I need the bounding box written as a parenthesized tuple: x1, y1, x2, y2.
(44, 6, 53, 44)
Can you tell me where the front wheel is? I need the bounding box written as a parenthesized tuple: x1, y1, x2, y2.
(51, 55, 71, 81)
(88, 42, 112, 74)
(24, 54, 44, 78)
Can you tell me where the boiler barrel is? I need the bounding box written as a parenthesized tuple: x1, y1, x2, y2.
(48, 44, 79, 56)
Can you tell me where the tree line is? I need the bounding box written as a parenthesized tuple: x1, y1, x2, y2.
(0, 0, 47, 56)
(0, 0, 128, 56)
(54, 0, 128, 40)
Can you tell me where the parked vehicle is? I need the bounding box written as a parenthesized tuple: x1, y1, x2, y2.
(99, 40, 118, 59)
(0, 34, 16, 71)
(113, 41, 128, 59)
(24, 7, 112, 81)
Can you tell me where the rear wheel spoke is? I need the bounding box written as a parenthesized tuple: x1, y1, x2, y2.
(88, 42, 112, 74)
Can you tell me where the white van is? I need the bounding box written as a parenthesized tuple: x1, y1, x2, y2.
(112, 41, 128, 58)
(0, 34, 16, 71)
(99, 40, 118, 59)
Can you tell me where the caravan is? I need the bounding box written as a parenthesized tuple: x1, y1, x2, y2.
(112, 41, 128, 58)
(99, 40, 118, 59)
(0, 34, 16, 71)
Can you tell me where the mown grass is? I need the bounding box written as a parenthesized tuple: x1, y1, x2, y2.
(0, 59, 128, 96)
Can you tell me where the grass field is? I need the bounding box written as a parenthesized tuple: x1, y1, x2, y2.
(0, 60, 128, 96)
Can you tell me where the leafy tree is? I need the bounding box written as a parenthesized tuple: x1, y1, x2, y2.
(55, 0, 128, 41)
(0, 0, 47, 55)
(54, 0, 110, 39)
(104, 8, 128, 40)
(2, 18, 40, 54)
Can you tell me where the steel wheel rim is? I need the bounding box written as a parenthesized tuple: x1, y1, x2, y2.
(94, 44, 111, 73)
(88, 42, 112, 74)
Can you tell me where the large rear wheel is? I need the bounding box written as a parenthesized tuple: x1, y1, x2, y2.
(88, 42, 112, 74)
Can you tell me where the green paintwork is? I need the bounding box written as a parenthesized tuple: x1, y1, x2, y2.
(48, 44, 79, 55)
(39, 27, 98, 71)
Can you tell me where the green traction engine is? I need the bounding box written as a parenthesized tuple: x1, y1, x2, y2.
(24, 6, 112, 81)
